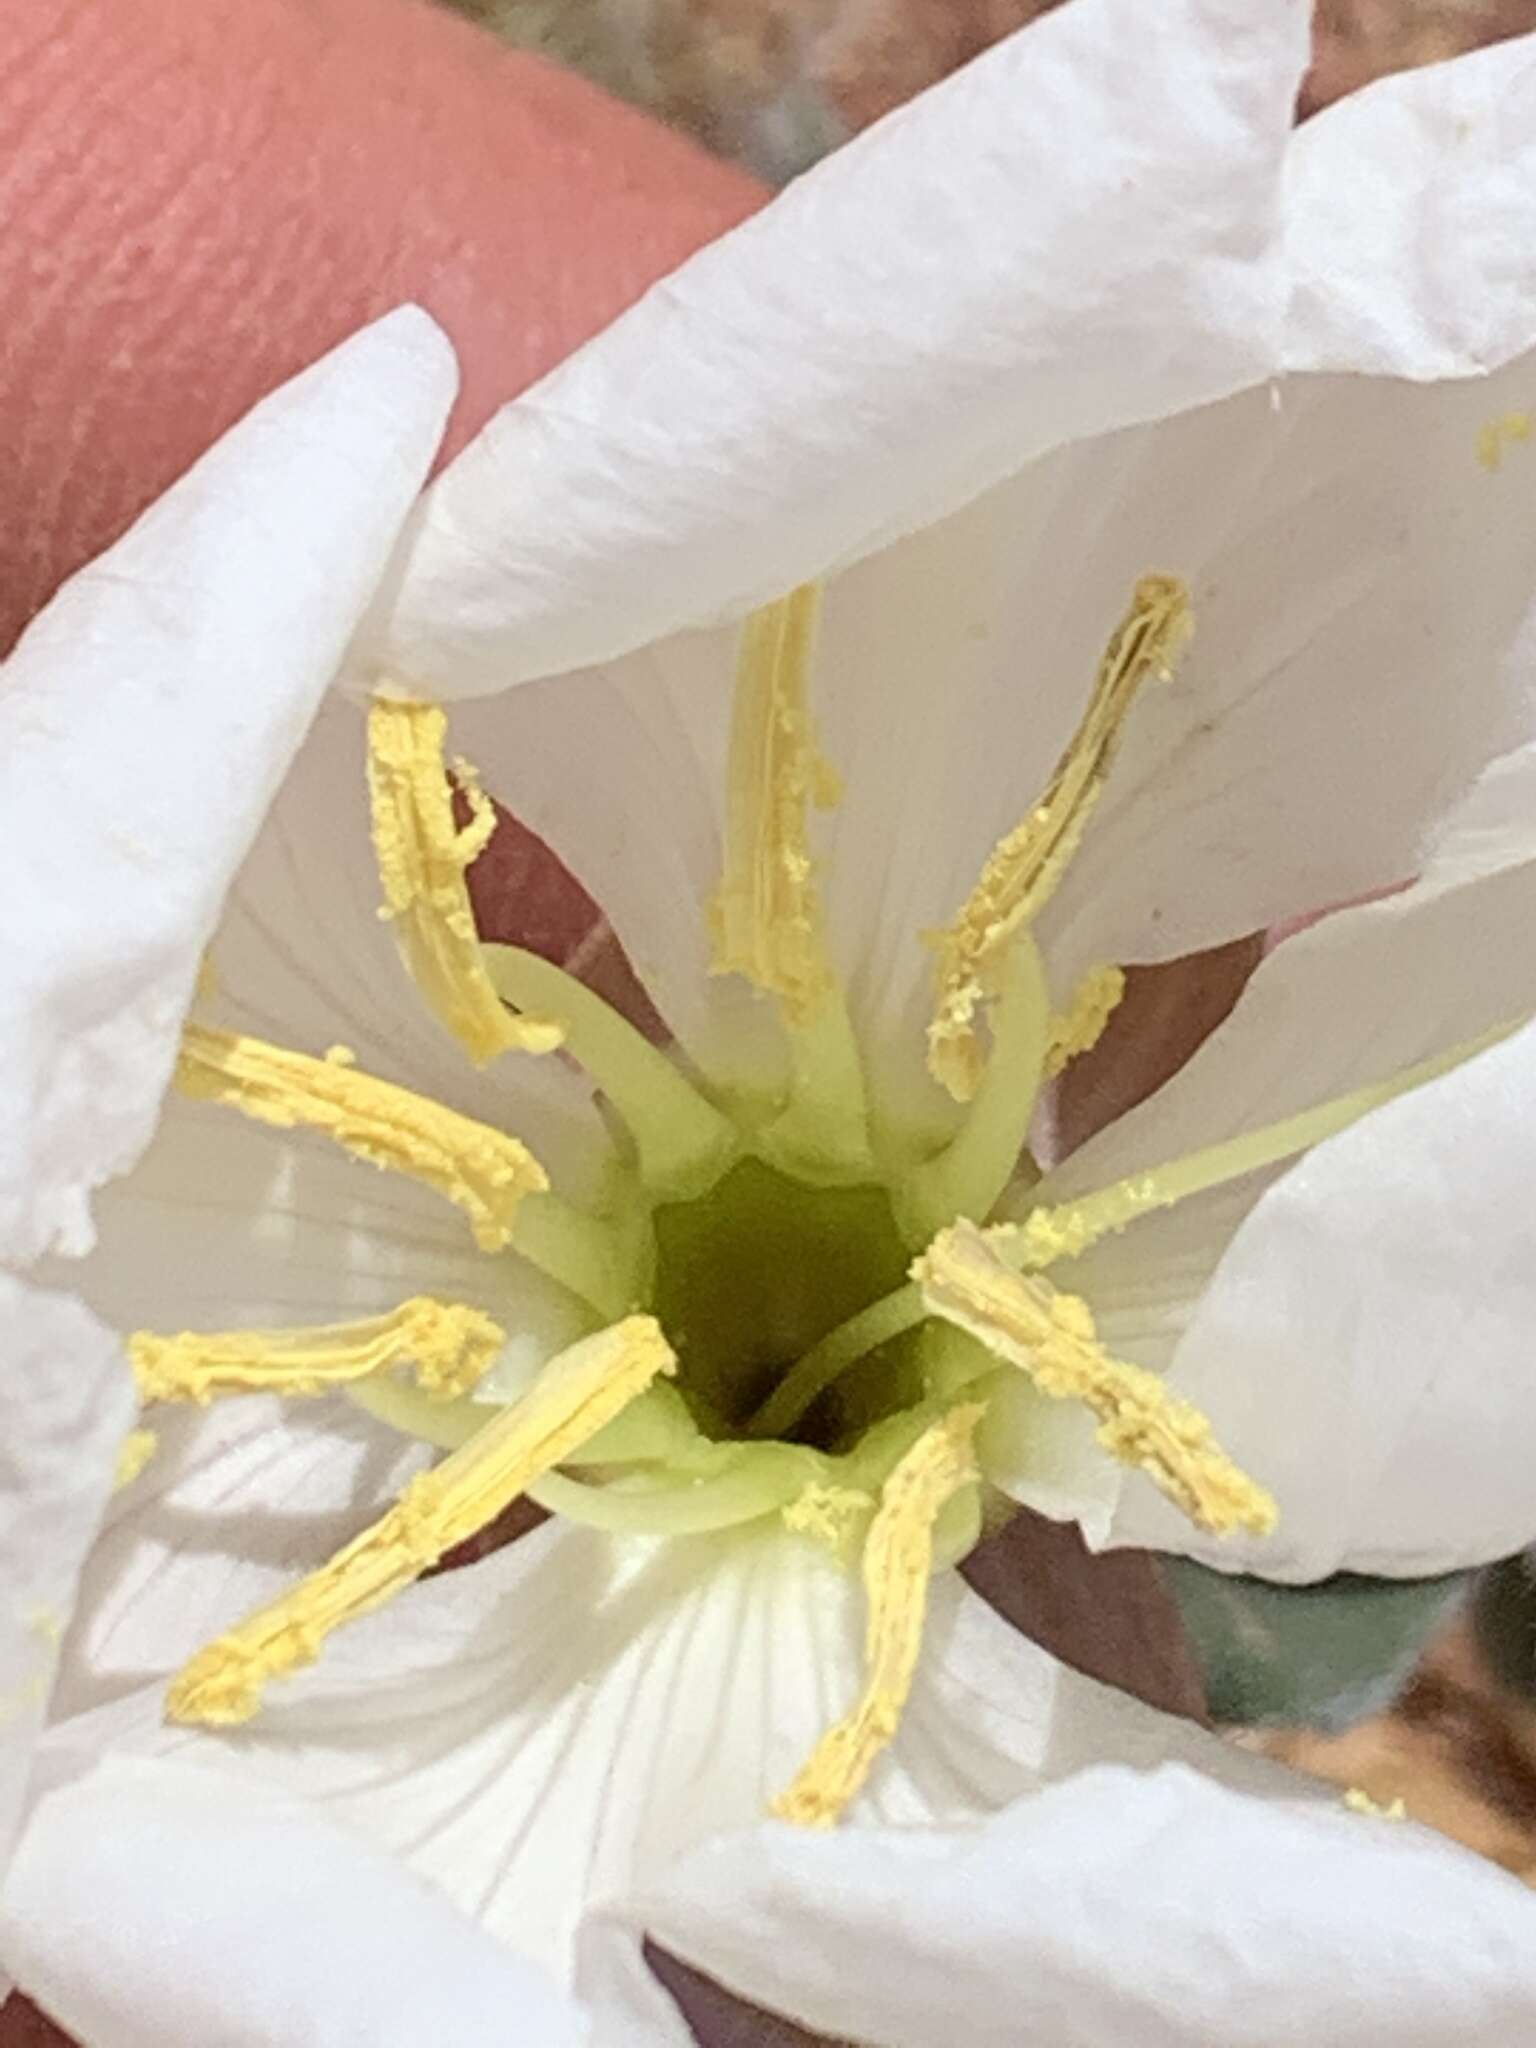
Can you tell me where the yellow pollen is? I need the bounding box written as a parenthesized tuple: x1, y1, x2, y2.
(1343, 1787, 1407, 1821)
(782, 1482, 874, 1553)
(1044, 963, 1126, 1078)
(710, 585, 839, 1024)
(771, 1406, 981, 1828)
(166, 1315, 676, 1728)
(1476, 410, 1531, 472)
(114, 1428, 158, 1489)
(367, 694, 564, 1065)
(177, 1025, 546, 1252)
(927, 576, 1192, 1100)
(129, 1298, 505, 1406)
(914, 1220, 1275, 1538)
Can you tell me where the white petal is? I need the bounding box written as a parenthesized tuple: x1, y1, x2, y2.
(616, 1763, 1536, 2048)
(53, 1397, 427, 1721)
(1285, 33, 1536, 377)
(0, 1277, 133, 1867)
(381, 0, 1307, 697)
(0, 1755, 583, 2048)
(1112, 1016, 1536, 1581)
(1034, 356, 1536, 986)
(1050, 738, 1536, 1201)
(446, 644, 788, 1099)
(0, 307, 458, 1267)
(62, 1517, 1291, 1983)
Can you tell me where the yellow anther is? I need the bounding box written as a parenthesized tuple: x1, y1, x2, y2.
(166, 1316, 676, 1728)
(114, 1429, 158, 1489)
(130, 1298, 505, 1406)
(1343, 1787, 1407, 1821)
(771, 1406, 981, 1829)
(927, 576, 1192, 1101)
(1044, 964, 1126, 1078)
(782, 1482, 874, 1553)
(710, 585, 839, 1025)
(1476, 410, 1531, 473)
(914, 1220, 1275, 1538)
(367, 693, 564, 1065)
(177, 1025, 546, 1251)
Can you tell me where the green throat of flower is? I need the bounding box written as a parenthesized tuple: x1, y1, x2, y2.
(127, 573, 1504, 1828)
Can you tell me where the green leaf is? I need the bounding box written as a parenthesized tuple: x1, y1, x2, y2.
(1165, 1558, 1466, 1730)
(1472, 1552, 1536, 1701)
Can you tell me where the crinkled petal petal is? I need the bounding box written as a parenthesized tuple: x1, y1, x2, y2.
(1112, 1016, 1536, 1580)
(1034, 360, 1536, 988)
(0, 1755, 583, 2048)
(60, 1518, 1291, 1984)
(0, 1277, 134, 1865)
(382, 0, 1307, 697)
(1285, 33, 1536, 378)
(604, 1762, 1536, 2048)
(0, 307, 457, 1265)
(1051, 738, 1536, 1200)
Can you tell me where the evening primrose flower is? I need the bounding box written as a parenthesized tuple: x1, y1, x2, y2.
(9, 2, 1536, 2039)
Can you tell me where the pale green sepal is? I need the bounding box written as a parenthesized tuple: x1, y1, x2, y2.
(1166, 1558, 1467, 1731)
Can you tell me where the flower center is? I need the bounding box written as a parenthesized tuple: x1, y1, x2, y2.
(650, 1156, 915, 1449)
(126, 573, 1359, 1830)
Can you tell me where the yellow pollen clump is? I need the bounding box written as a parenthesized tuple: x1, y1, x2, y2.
(367, 693, 565, 1065)
(130, 1298, 505, 1406)
(1476, 410, 1531, 473)
(1044, 963, 1126, 1078)
(710, 585, 840, 1025)
(771, 1406, 981, 1829)
(782, 1482, 874, 1553)
(114, 1429, 158, 1489)
(914, 1220, 1275, 1538)
(167, 1316, 676, 1728)
(1343, 1787, 1407, 1821)
(927, 576, 1192, 1101)
(177, 1025, 546, 1252)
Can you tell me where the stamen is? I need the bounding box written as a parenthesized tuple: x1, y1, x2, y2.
(367, 694, 564, 1065)
(1006, 1020, 1520, 1270)
(771, 1405, 981, 1828)
(1044, 964, 1125, 1077)
(177, 1026, 546, 1252)
(130, 1298, 504, 1406)
(114, 1429, 158, 1489)
(710, 587, 871, 1178)
(710, 585, 838, 1025)
(927, 576, 1192, 1101)
(915, 1221, 1275, 1537)
(166, 1316, 675, 1727)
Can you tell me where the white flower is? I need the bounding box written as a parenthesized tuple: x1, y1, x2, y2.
(7, 3, 1536, 2041)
